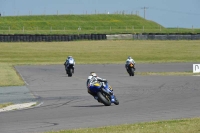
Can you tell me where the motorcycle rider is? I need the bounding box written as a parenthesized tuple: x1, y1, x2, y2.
(64, 56, 75, 73)
(86, 72, 107, 101)
(125, 56, 136, 72)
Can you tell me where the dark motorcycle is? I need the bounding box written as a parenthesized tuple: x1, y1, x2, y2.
(127, 63, 135, 76)
(65, 64, 74, 77)
(88, 82, 119, 106)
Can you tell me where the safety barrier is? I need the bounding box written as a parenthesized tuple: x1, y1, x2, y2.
(133, 33, 200, 40)
(0, 33, 200, 42)
(0, 34, 107, 42)
(107, 33, 200, 40)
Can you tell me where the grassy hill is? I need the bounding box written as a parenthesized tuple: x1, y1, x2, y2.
(0, 14, 199, 34)
(0, 14, 164, 34)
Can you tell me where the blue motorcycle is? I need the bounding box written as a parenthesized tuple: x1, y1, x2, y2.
(88, 82, 119, 106)
(64, 58, 75, 77)
(65, 64, 74, 77)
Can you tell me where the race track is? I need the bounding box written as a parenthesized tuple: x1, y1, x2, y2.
(1, 63, 200, 133)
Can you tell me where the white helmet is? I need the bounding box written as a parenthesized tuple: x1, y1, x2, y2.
(68, 56, 72, 59)
(91, 72, 97, 77)
(128, 56, 132, 60)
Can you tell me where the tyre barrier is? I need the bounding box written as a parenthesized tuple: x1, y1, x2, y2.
(1, 34, 199, 42)
(0, 34, 107, 42)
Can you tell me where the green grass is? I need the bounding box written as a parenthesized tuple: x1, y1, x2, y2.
(0, 14, 162, 34)
(0, 102, 13, 109)
(0, 14, 199, 34)
(45, 118, 200, 133)
(0, 40, 200, 86)
(0, 63, 24, 86)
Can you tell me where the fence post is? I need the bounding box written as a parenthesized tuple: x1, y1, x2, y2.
(78, 26, 81, 35)
(160, 26, 161, 31)
(9, 26, 10, 33)
(143, 26, 144, 32)
(78, 26, 81, 31)
(23, 26, 24, 33)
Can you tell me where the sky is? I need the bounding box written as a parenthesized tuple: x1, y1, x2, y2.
(0, 0, 200, 28)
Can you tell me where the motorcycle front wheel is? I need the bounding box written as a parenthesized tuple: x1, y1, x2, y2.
(130, 68, 134, 76)
(114, 97, 119, 105)
(97, 92, 111, 106)
(68, 68, 73, 77)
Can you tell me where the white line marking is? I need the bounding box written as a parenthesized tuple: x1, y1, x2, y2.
(0, 102, 37, 112)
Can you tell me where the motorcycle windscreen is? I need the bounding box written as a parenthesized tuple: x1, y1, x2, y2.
(68, 59, 74, 64)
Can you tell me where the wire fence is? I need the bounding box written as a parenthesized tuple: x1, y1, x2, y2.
(0, 26, 199, 34)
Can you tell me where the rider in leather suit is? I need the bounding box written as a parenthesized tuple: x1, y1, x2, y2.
(64, 56, 75, 73)
(125, 56, 136, 71)
(86, 72, 107, 100)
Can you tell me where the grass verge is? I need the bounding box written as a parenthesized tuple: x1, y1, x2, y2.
(0, 63, 24, 86)
(0, 102, 13, 109)
(45, 118, 200, 133)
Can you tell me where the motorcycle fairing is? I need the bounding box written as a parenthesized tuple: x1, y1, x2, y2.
(68, 58, 74, 64)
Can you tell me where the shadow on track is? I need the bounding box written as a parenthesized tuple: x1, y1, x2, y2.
(72, 105, 105, 107)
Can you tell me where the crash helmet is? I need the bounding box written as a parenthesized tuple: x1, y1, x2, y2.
(68, 56, 72, 59)
(91, 72, 97, 77)
(128, 56, 132, 60)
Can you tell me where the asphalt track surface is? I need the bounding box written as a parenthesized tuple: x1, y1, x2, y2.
(1, 63, 200, 133)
